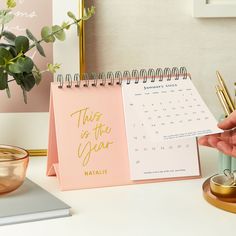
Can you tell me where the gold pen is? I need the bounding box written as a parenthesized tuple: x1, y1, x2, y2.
(79, 0, 86, 79)
(215, 85, 231, 117)
(27, 149, 47, 157)
(216, 71, 235, 112)
(234, 82, 236, 108)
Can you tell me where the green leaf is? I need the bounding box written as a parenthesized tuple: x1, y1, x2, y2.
(0, 47, 13, 65)
(9, 57, 34, 73)
(26, 29, 37, 42)
(7, 45, 17, 57)
(47, 63, 61, 73)
(0, 10, 5, 17)
(8, 63, 21, 73)
(0, 10, 11, 16)
(12, 73, 23, 85)
(0, 69, 8, 90)
(0, 13, 14, 24)
(21, 86, 27, 104)
(82, 6, 96, 21)
(6, 86, 11, 98)
(35, 41, 46, 57)
(2, 31, 16, 43)
(61, 21, 70, 30)
(19, 57, 34, 73)
(0, 43, 17, 57)
(32, 66, 42, 85)
(41, 26, 55, 43)
(15, 36, 29, 53)
(52, 25, 66, 41)
(89, 6, 96, 16)
(20, 73, 36, 92)
(67, 11, 77, 21)
(26, 29, 45, 57)
(7, 0, 16, 9)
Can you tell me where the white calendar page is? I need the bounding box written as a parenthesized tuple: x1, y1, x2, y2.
(122, 77, 222, 142)
(122, 76, 219, 180)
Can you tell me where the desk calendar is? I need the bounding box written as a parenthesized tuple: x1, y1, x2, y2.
(47, 67, 220, 190)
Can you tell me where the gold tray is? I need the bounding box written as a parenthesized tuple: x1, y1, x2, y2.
(202, 178, 236, 213)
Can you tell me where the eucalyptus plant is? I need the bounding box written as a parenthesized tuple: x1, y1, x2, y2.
(0, 0, 95, 103)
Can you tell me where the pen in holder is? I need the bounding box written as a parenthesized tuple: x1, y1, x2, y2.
(202, 72, 236, 213)
(218, 152, 231, 174)
(216, 72, 236, 174)
(231, 158, 236, 172)
(218, 115, 232, 174)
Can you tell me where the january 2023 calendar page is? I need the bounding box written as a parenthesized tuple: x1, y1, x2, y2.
(122, 76, 221, 180)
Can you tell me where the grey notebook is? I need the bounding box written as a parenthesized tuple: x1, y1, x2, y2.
(0, 178, 71, 226)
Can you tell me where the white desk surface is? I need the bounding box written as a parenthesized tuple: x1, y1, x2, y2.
(0, 147, 235, 236)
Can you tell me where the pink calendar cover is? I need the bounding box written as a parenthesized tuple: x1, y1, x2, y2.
(47, 82, 201, 191)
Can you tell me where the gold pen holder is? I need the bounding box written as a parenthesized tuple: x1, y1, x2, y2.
(210, 174, 236, 201)
(202, 176, 236, 213)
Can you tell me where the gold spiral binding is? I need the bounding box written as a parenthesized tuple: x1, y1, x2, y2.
(56, 67, 188, 89)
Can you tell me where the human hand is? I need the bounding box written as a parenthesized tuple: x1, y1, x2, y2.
(198, 110, 236, 157)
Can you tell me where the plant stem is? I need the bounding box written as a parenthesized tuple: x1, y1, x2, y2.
(9, 51, 23, 62)
(28, 19, 82, 51)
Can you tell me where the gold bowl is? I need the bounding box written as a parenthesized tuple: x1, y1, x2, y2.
(0, 145, 29, 195)
(210, 174, 236, 200)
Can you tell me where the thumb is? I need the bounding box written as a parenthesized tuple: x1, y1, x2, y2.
(218, 110, 236, 130)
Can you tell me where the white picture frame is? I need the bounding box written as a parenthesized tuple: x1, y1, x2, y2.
(193, 0, 236, 17)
